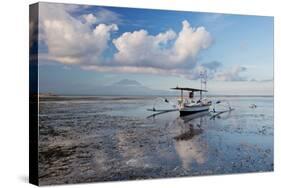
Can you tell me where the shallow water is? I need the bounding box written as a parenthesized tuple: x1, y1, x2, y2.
(38, 96, 273, 185)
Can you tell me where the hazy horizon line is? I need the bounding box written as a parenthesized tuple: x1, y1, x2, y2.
(38, 93, 274, 98)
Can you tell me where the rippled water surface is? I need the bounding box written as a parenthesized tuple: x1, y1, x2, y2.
(38, 96, 273, 185)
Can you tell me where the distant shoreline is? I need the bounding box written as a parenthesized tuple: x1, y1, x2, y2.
(38, 94, 274, 99)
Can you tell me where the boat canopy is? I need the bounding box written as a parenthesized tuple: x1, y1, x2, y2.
(171, 86, 207, 92)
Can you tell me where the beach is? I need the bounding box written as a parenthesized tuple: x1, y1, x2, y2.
(38, 96, 273, 185)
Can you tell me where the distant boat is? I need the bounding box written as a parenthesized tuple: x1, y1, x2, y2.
(171, 86, 212, 116)
(249, 104, 257, 108)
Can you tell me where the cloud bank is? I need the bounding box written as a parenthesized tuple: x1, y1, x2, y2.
(37, 3, 252, 82)
(214, 65, 247, 81)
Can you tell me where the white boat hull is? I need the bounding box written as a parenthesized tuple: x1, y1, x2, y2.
(179, 104, 211, 116)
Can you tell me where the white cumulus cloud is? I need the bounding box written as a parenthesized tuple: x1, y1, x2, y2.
(82, 14, 97, 25)
(38, 4, 251, 82)
(38, 3, 118, 65)
(112, 20, 212, 70)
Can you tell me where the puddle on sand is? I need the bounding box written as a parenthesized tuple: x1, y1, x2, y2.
(38, 96, 273, 185)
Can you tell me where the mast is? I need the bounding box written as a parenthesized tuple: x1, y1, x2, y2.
(200, 70, 207, 100)
(181, 89, 183, 103)
(200, 72, 203, 100)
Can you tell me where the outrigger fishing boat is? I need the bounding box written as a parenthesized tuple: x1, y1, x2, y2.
(147, 71, 233, 117)
(171, 86, 212, 116)
(172, 71, 212, 116)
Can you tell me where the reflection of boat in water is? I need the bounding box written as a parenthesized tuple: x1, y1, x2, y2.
(172, 112, 208, 170)
(173, 111, 207, 141)
(174, 124, 203, 141)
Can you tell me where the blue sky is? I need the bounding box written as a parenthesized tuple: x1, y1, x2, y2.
(34, 3, 274, 95)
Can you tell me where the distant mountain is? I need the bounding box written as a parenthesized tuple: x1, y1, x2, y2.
(114, 79, 142, 86)
(84, 79, 176, 96)
(108, 79, 165, 96)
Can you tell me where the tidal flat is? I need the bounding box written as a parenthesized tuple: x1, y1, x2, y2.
(38, 96, 273, 185)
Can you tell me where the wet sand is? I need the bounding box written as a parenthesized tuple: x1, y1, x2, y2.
(38, 96, 273, 185)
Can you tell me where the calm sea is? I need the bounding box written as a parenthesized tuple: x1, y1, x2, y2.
(38, 96, 273, 185)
